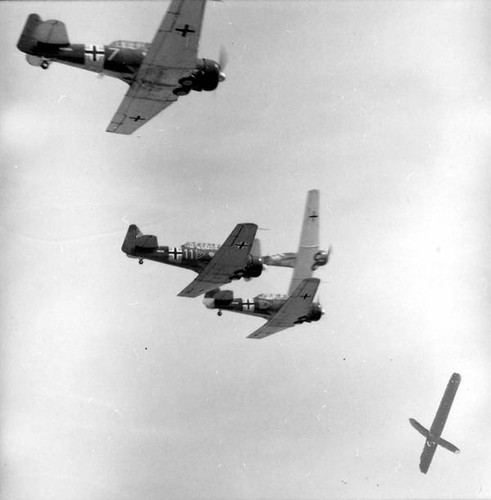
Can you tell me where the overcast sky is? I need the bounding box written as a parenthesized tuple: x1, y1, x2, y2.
(1, 1, 491, 499)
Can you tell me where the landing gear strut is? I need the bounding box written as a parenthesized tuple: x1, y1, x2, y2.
(172, 86, 190, 97)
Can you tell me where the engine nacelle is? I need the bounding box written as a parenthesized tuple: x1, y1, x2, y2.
(309, 303, 324, 322)
(243, 256, 264, 279)
(193, 58, 222, 91)
(312, 250, 330, 270)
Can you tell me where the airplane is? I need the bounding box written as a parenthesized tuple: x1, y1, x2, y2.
(17, 0, 225, 135)
(409, 372, 462, 474)
(121, 223, 264, 298)
(203, 189, 329, 339)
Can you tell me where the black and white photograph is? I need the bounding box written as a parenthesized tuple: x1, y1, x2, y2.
(1, 1, 490, 498)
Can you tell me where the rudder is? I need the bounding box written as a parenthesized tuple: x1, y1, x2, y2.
(122, 225, 143, 255)
(17, 13, 69, 54)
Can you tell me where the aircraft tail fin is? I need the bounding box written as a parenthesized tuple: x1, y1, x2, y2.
(409, 418, 430, 438)
(122, 224, 159, 255)
(437, 437, 460, 454)
(122, 225, 142, 255)
(17, 14, 70, 54)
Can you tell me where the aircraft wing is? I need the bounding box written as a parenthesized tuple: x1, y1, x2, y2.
(248, 278, 320, 339)
(107, 0, 207, 134)
(430, 372, 461, 437)
(419, 441, 438, 474)
(178, 223, 258, 298)
(288, 189, 320, 294)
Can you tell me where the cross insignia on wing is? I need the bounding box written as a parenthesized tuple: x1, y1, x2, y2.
(175, 24, 196, 37)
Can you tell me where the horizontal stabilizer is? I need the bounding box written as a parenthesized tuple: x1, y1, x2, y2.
(409, 418, 429, 438)
(437, 437, 460, 454)
(135, 234, 158, 249)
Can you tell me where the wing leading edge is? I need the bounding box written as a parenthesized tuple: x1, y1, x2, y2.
(248, 278, 321, 340)
(178, 223, 258, 298)
(107, 0, 207, 134)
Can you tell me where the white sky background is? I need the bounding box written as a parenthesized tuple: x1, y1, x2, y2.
(1, 1, 491, 498)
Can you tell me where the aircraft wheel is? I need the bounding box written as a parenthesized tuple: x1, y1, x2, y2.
(41, 61, 50, 70)
(139, 259, 144, 265)
(179, 77, 194, 88)
(217, 310, 222, 317)
(173, 87, 189, 97)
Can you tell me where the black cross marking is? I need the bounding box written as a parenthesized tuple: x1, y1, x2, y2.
(175, 24, 196, 37)
(309, 212, 319, 219)
(129, 115, 146, 123)
(85, 45, 105, 62)
(169, 248, 182, 259)
(235, 241, 249, 250)
(242, 299, 254, 310)
(300, 293, 311, 300)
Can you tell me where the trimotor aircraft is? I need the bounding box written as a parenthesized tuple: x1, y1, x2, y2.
(122, 223, 264, 298)
(409, 372, 462, 474)
(17, 0, 225, 135)
(203, 189, 330, 339)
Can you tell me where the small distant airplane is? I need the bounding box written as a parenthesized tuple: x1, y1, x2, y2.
(203, 189, 330, 339)
(409, 372, 462, 474)
(122, 223, 264, 298)
(17, 0, 225, 134)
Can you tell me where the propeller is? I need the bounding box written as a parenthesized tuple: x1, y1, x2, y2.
(218, 46, 228, 82)
(326, 245, 333, 264)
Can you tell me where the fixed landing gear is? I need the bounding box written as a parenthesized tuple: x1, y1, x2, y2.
(178, 77, 194, 88)
(138, 259, 144, 265)
(172, 86, 191, 97)
(40, 60, 50, 70)
(217, 310, 223, 317)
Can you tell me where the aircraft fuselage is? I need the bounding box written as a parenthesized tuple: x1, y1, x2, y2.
(203, 289, 324, 322)
(129, 242, 221, 274)
(24, 40, 222, 91)
(26, 42, 153, 83)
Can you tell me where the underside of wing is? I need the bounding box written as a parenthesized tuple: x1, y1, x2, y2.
(106, 84, 178, 134)
(107, 0, 208, 134)
(288, 189, 320, 294)
(247, 278, 320, 339)
(143, 0, 206, 73)
(247, 323, 288, 340)
(178, 223, 258, 298)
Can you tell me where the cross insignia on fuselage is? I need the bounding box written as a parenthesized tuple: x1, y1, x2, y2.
(129, 115, 145, 123)
(84, 45, 105, 62)
(168, 248, 183, 259)
(235, 241, 248, 250)
(300, 293, 311, 300)
(242, 299, 254, 310)
(175, 24, 196, 37)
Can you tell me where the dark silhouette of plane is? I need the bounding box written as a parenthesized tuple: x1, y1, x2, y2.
(409, 372, 461, 474)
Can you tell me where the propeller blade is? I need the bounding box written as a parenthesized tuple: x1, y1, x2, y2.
(219, 45, 228, 71)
